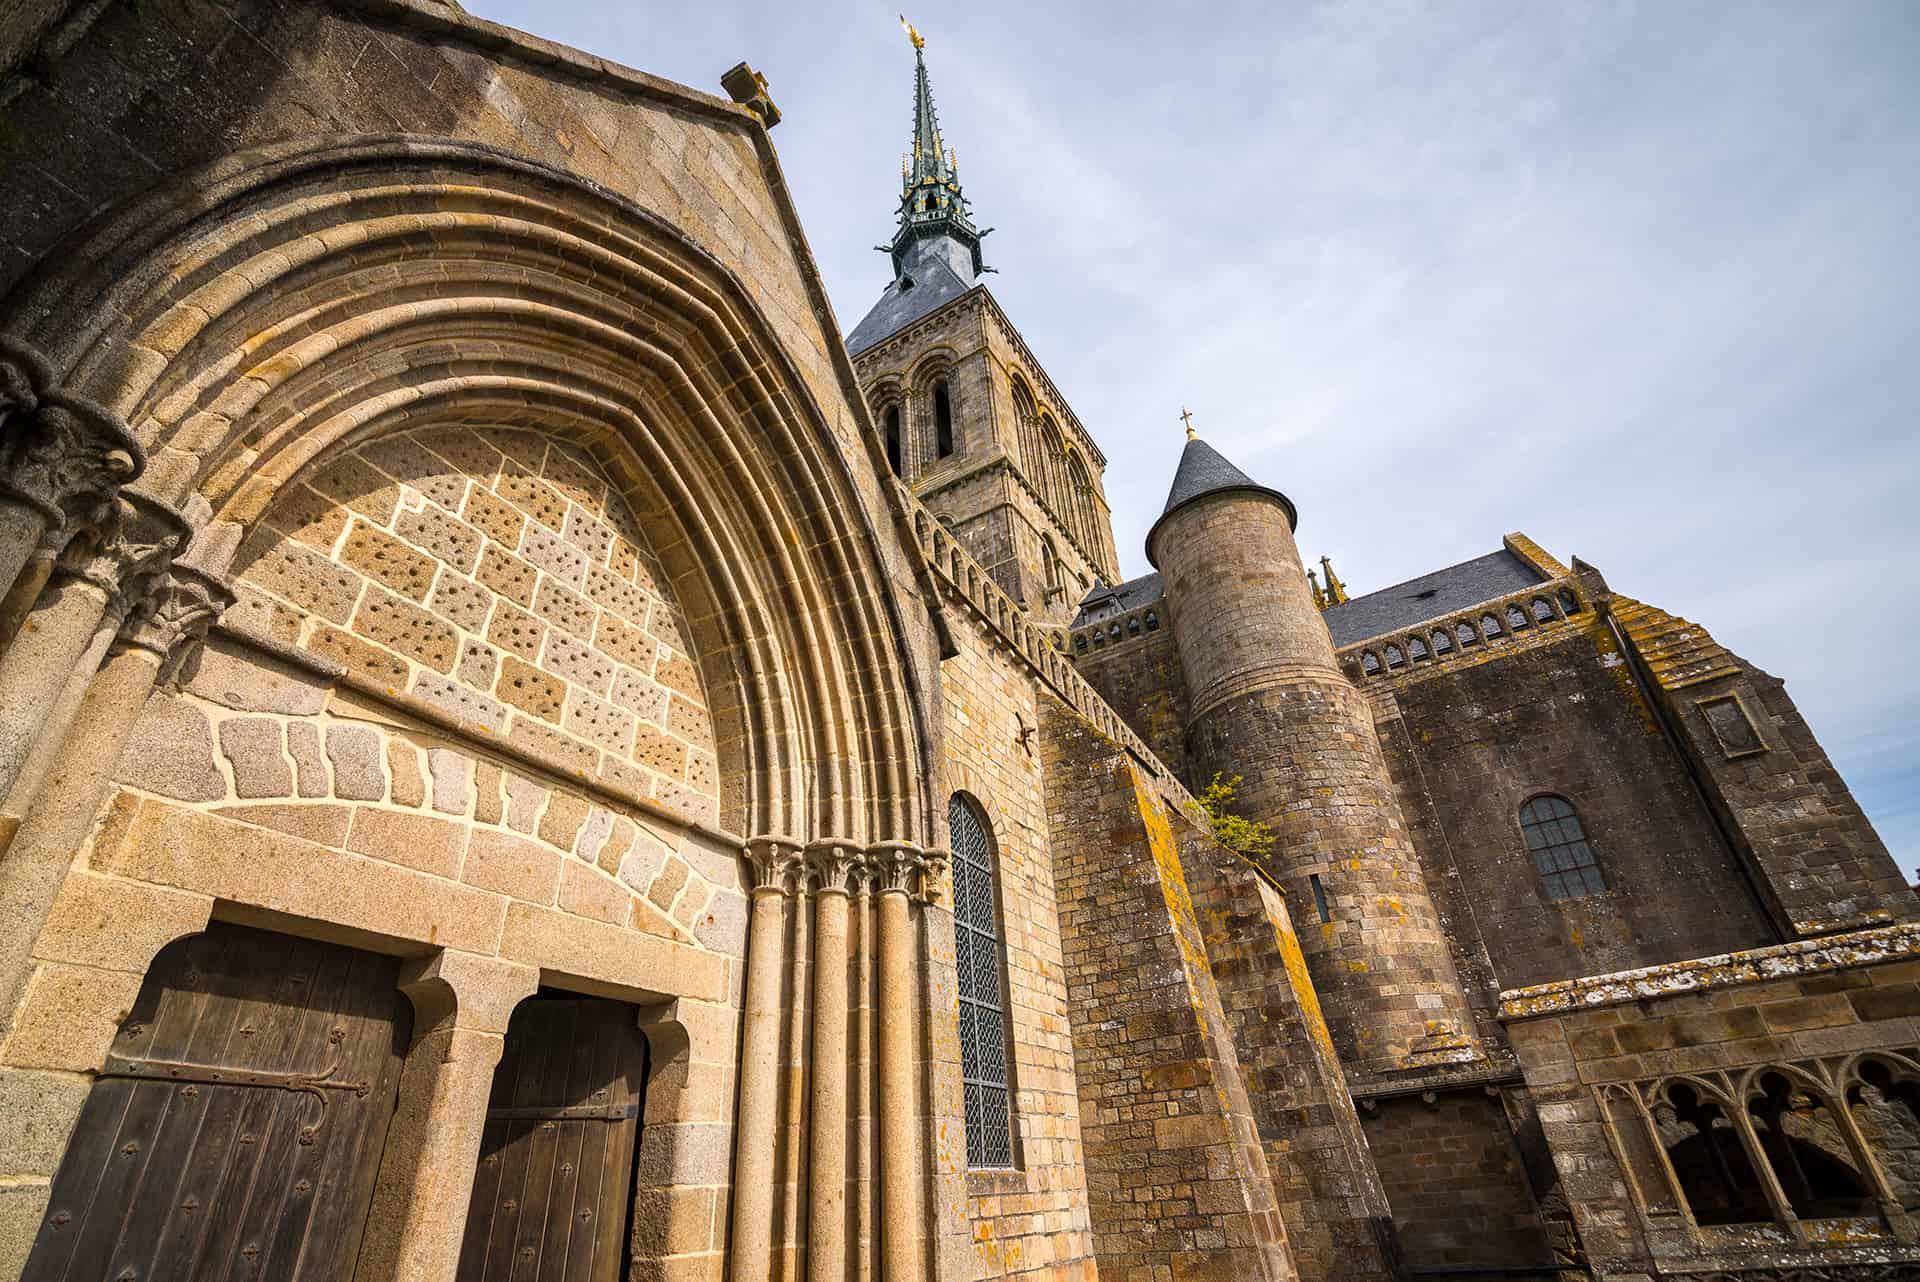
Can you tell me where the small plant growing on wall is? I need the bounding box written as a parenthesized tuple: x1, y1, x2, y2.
(1198, 772, 1275, 857)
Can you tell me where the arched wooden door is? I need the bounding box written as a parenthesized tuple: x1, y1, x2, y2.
(457, 997, 648, 1282)
(24, 922, 412, 1281)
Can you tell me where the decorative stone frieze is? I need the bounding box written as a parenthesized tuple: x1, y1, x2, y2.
(0, 338, 144, 531)
(804, 838, 862, 895)
(117, 564, 235, 685)
(53, 492, 194, 618)
(744, 834, 805, 895)
(866, 839, 935, 899)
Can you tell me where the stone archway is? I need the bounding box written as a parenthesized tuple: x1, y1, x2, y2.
(0, 138, 947, 1281)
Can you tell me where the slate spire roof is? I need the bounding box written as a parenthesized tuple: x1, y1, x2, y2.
(1145, 434, 1298, 566)
(847, 26, 991, 355)
(891, 26, 981, 276)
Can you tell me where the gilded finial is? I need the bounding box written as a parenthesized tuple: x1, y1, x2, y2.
(900, 15, 924, 50)
(1319, 555, 1349, 606)
(1179, 406, 1196, 440)
(1307, 568, 1327, 610)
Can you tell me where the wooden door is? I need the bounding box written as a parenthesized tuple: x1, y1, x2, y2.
(457, 998, 648, 1282)
(24, 922, 411, 1282)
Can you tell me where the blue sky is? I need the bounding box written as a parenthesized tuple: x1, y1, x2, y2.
(469, 1, 1920, 865)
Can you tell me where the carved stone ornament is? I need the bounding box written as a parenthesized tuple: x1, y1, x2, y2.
(54, 491, 194, 617)
(119, 563, 236, 683)
(0, 337, 145, 527)
(804, 840, 863, 895)
(744, 835, 805, 895)
(867, 840, 939, 899)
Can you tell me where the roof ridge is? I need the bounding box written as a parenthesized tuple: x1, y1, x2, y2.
(1328, 548, 1551, 608)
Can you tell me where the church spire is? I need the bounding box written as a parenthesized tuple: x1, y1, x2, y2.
(888, 18, 985, 279)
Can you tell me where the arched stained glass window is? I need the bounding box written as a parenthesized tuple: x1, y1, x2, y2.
(1520, 794, 1606, 901)
(950, 794, 1014, 1168)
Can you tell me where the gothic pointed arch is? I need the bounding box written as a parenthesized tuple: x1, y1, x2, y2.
(1, 137, 936, 852)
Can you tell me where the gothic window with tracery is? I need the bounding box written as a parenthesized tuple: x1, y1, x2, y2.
(950, 793, 1014, 1168)
(1521, 794, 1607, 901)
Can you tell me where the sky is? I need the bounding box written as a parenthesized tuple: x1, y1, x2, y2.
(468, 0, 1920, 865)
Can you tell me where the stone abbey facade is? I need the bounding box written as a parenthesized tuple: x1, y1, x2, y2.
(0, 4, 1914, 1281)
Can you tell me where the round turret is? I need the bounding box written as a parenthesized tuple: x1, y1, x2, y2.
(1151, 434, 1479, 1077)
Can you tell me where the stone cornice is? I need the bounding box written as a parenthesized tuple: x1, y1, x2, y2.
(1497, 922, 1920, 1020)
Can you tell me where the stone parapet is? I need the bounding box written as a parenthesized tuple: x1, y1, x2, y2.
(1499, 922, 1920, 1021)
(901, 483, 1198, 814)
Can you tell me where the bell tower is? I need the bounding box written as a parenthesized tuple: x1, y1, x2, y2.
(847, 21, 1120, 625)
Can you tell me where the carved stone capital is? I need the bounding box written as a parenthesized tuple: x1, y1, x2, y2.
(118, 563, 236, 683)
(803, 840, 862, 896)
(54, 492, 194, 615)
(0, 338, 144, 528)
(866, 840, 939, 900)
(744, 835, 805, 896)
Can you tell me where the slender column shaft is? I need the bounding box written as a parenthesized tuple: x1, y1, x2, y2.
(0, 505, 46, 605)
(0, 539, 56, 654)
(732, 858, 793, 1282)
(877, 885, 920, 1281)
(0, 578, 109, 800)
(0, 643, 160, 1044)
(1, 605, 120, 838)
(808, 883, 851, 1280)
(855, 885, 874, 1282)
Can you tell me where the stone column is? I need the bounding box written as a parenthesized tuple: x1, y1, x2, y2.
(356, 951, 538, 1282)
(870, 842, 927, 1282)
(854, 878, 875, 1282)
(807, 842, 857, 1281)
(0, 563, 230, 1045)
(0, 340, 144, 610)
(732, 836, 799, 1282)
(0, 494, 190, 804)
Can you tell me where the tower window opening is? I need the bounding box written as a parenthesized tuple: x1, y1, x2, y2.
(934, 381, 955, 458)
(1309, 873, 1331, 923)
(1520, 794, 1606, 901)
(884, 405, 903, 477)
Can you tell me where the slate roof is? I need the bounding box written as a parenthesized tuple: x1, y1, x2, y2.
(1071, 572, 1163, 628)
(846, 240, 976, 354)
(1320, 550, 1546, 648)
(1145, 436, 1296, 566)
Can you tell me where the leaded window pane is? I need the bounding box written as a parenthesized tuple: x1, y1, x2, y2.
(1519, 796, 1607, 902)
(950, 794, 1014, 1169)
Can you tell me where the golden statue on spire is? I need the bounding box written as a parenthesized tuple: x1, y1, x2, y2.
(900, 15, 924, 50)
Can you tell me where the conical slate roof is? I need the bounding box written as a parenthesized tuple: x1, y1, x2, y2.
(1145, 435, 1296, 566)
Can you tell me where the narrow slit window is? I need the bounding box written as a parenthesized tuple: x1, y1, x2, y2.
(1309, 873, 1332, 923)
(1520, 795, 1607, 901)
(934, 381, 955, 458)
(884, 405, 903, 476)
(950, 794, 1014, 1168)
